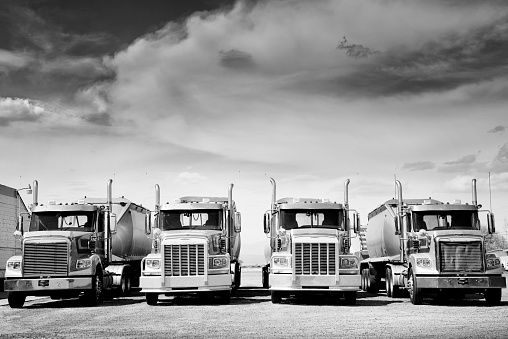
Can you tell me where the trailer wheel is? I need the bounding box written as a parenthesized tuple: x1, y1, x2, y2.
(408, 268, 422, 305)
(385, 267, 399, 298)
(366, 269, 379, 293)
(360, 269, 368, 291)
(270, 291, 282, 304)
(119, 268, 131, 296)
(484, 289, 501, 306)
(146, 293, 159, 306)
(343, 292, 356, 305)
(8, 292, 26, 308)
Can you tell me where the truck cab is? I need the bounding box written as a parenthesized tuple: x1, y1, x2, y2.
(263, 179, 360, 304)
(140, 184, 241, 305)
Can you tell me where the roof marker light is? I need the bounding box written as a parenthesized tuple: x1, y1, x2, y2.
(293, 198, 300, 203)
(48, 200, 56, 205)
(423, 199, 432, 205)
(77, 200, 85, 205)
(202, 198, 210, 203)
(454, 199, 461, 204)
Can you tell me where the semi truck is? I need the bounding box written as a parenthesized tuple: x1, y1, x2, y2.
(359, 179, 506, 305)
(4, 179, 152, 308)
(139, 183, 242, 305)
(262, 178, 361, 304)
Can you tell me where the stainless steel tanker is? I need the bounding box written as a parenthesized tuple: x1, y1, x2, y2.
(359, 179, 506, 305)
(140, 183, 241, 305)
(4, 179, 152, 308)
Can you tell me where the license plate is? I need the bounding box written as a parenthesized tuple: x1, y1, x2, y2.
(38, 280, 49, 287)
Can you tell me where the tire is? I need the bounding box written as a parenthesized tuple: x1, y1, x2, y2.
(343, 291, 356, 305)
(119, 269, 131, 296)
(385, 267, 393, 297)
(484, 289, 501, 306)
(262, 265, 269, 289)
(366, 268, 379, 293)
(8, 292, 26, 308)
(84, 270, 103, 306)
(270, 291, 282, 304)
(361, 269, 368, 291)
(232, 262, 241, 295)
(408, 268, 422, 305)
(146, 293, 159, 306)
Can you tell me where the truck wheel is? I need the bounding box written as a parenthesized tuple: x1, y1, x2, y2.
(408, 268, 422, 305)
(484, 289, 501, 306)
(343, 292, 356, 305)
(271, 291, 282, 304)
(84, 271, 103, 306)
(360, 269, 368, 291)
(262, 265, 269, 289)
(232, 262, 241, 295)
(146, 293, 159, 306)
(8, 292, 26, 308)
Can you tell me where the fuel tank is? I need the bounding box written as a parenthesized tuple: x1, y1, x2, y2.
(365, 201, 401, 259)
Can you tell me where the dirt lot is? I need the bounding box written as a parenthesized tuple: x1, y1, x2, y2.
(1, 268, 507, 339)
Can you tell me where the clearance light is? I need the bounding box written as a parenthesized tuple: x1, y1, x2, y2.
(454, 199, 461, 204)
(416, 258, 431, 268)
(7, 260, 21, 270)
(322, 198, 330, 203)
(487, 257, 501, 270)
(293, 198, 300, 203)
(423, 199, 432, 205)
(146, 259, 161, 269)
(49, 200, 56, 205)
(76, 259, 92, 269)
(77, 200, 85, 205)
(202, 198, 210, 203)
(339, 257, 358, 269)
(273, 257, 290, 267)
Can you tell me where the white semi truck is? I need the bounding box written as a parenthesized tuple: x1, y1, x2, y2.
(139, 184, 241, 305)
(4, 179, 152, 308)
(359, 179, 506, 305)
(262, 178, 361, 304)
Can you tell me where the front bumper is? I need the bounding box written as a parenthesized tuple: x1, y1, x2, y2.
(269, 273, 361, 292)
(140, 274, 232, 293)
(4, 277, 92, 293)
(416, 275, 506, 289)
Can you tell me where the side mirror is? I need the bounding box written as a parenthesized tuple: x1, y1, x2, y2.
(145, 212, 152, 235)
(234, 212, 241, 233)
(263, 212, 270, 234)
(109, 214, 117, 235)
(487, 213, 496, 234)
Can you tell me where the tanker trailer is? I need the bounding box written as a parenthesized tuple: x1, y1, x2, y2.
(359, 179, 506, 305)
(140, 183, 241, 305)
(262, 178, 361, 304)
(4, 179, 152, 308)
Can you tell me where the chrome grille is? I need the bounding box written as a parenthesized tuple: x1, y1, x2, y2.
(164, 244, 205, 276)
(294, 243, 336, 275)
(23, 242, 69, 276)
(439, 241, 483, 272)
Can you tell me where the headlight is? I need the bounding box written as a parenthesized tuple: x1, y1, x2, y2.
(210, 256, 228, 269)
(416, 258, 432, 268)
(146, 259, 161, 269)
(339, 257, 358, 269)
(7, 260, 21, 270)
(487, 257, 501, 270)
(76, 259, 92, 269)
(273, 256, 290, 267)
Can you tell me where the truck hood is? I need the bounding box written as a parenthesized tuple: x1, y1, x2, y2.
(23, 230, 91, 241)
(422, 229, 483, 242)
(291, 228, 339, 241)
(160, 229, 222, 242)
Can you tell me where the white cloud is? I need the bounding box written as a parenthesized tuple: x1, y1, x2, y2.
(0, 49, 32, 72)
(0, 97, 44, 126)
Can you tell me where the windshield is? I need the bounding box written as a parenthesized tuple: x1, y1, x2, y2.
(413, 211, 479, 231)
(30, 212, 95, 232)
(280, 210, 344, 230)
(160, 210, 223, 231)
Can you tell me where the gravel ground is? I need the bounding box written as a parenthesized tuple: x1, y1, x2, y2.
(1, 269, 507, 339)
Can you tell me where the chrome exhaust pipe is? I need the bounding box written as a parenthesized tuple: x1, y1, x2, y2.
(270, 177, 276, 210)
(344, 179, 350, 209)
(472, 179, 477, 206)
(32, 180, 39, 206)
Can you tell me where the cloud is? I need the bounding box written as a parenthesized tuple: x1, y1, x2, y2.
(219, 49, 256, 70)
(490, 142, 508, 173)
(0, 50, 33, 73)
(0, 97, 44, 126)
(402, 161, 435, 171)
(488, 125, 505, 133)
(443, 175, 474, 193)
(439, 154, 481, 172)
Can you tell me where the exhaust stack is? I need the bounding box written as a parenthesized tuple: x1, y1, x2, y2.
(155, 184, 160, 213)
(32, 180, 39, 206)
(344, 179, 350, 209)
(106, 179, 113, 263)
(396, 180, 406, 262)
(472, 179, 478, 206)
(270, 178, 276, 210)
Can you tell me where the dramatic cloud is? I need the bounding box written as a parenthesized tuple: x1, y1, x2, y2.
(402, 161, 435, 171)
(0, 97, 44, 126)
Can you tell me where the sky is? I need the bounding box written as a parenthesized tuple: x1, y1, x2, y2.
(1, 0, 508, 264)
